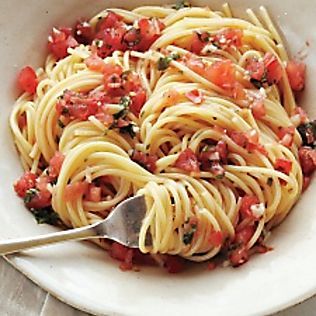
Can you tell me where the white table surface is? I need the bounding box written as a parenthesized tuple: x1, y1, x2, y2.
(1, 256, 315, 316)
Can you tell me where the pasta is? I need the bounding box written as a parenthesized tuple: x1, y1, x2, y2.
(11, 2, 316, 271)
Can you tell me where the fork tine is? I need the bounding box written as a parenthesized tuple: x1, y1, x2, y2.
(95, 195, 147, 248)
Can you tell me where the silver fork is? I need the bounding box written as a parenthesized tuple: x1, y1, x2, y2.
(0, 195, 147, 256)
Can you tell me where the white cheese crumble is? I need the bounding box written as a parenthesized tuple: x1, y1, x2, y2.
(250, 203, 265, 218)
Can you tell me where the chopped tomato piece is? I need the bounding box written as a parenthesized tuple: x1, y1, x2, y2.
(175, 148, 200, 172)
(295, 106, 309, 124)
(131, 151, 158, 173)
(185, 89, 204, 104)
(130, 89, 147, 117)
(263, 52, 283, 85)
(277, 126, 295, 148)
(207, 261, 217, 270)
(85, 53, 106, 72)
(275, 158, 292, 175)
(56, 90, 99, 121)
(74, 20, 94, 45)
(191, 32, 209, 54)
(64, 181, 89, 202)
(48, 27, 78, 60)
(230, 131, 248, 147)
(208, 230, 223, 247)
(229, 245, 249, 267)
(109, 242, 134, 271)
(48, 151, 65, 178)
(17, 66, 38, 94)
(215, 28, 243, 48)
(286, 60, 306, 91)
(251, 100, 266, 119)
(240, 195, 260, 219)
(246, 58, 265, 81)
(86, 185, 102, 202)
(164, 255, 184, 273)
(26, 176, 52, 209)
(96, 11, 123, 32)
(14, 172, 37, 198)
(206, 59, 236, 89)
(299, 147, 316, 176)
(234, 225, 255, 245)
(103, 63, 123, 91)
(95, 112, 114, 126)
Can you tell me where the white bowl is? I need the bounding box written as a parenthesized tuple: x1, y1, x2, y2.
(0, 0, 316, 315)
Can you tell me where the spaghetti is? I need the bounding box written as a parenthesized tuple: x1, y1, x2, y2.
(11, 2, 316, 271)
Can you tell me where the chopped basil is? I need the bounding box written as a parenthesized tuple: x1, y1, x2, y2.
(113, 96, 131, 120)
(172, 0, 191, 10)
(297, 120, 316, 147)
(183, 224, 197, 245)
(31, 207, 60, 225)
(119, 123, 137, 138)
(158, 53, 180, 71)
(250, 77, 266, 89)
(24, 188, 38, 204)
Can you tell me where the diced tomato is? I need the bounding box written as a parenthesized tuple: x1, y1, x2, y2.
(208, 230, 223, 247)
(182, 53, 206, 77)
(96, 11, 123, 32)
(95, 25, 126, 58)
(286, 60, 306, 91)
(251, 100, 266, 119)
(191, 32, 209, 54)
(131, 151, 157, 173)
(48, 151, 65, 178)
(136, 18, 165, 52)
(207, 262, 217, 270)
(274, 158, 292, 175)
(175, 148, 200, 173)
(109, 242, 134, 271)
(130, 89, 147, 117)
(74, 20, 94, 45)
(229, 245, 249, 267)
(95, 112, 114, 126)
(103, 63, 123, 91)
(210, 162, 225, 178)
(56, 90, 99, 121)
(230, 131, 248, 147)
(117, 118, 130, 128)
(299, 147, 316, 176)
(185, 89, 204, 104)
(14, 172, 37, 198)
(85, 53, 106, 72)
(26, 176, 52, 209)
(17, 66, 38, 94)
(48, 27, 78, 60)
(277, 126, 295, 148)
(240, 195, 260, 219)
(205, 59, 237, 89)
(64, 181, 89, 202)
(164, 255, 184, 273)
(86, 185, 102, 202)
(18, 113, 27, 129)
(263, 52, 283, 85)
(215, 28, 243, 48)
(246, 58, 265, 81)
(234, 225, 255, 245)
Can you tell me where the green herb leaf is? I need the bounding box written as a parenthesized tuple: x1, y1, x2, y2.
(183, 223, 197, 245)
(24, 188, 38, 204)
(172, 0, 191, 10)
(158, 53, 180, 71)
(119, 123, 137, 138)
(31, 207, 60, 225)
(57, 119, 65, 128)
(267, 177, 273, 186)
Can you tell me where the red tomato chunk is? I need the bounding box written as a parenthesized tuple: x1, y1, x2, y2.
(175, 148, 200, 172)
(17, 66, 38, 94)
(299, 147, 316, 176)
(131, 151, 158, 173)
(286, 60, 306, 91)
(48, 151, 65, 178)
(275, 158, 292, 175)
(14, 172, 37, 198)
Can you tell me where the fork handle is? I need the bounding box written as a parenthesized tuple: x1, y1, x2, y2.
(0, 224, 99, 256)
